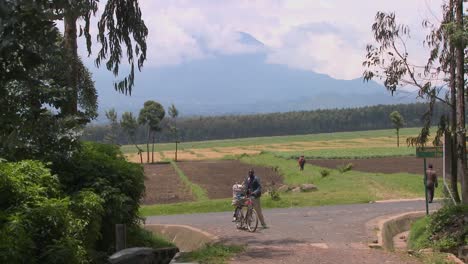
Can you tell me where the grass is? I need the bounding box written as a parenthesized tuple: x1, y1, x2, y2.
(408, 217, 431, 250)
(121, 127, 424, 153)
(171, 161, 209, 201)
(272, 146, 416, 160)
(177, 244, 245, 264)
(141, 153, 443, 216)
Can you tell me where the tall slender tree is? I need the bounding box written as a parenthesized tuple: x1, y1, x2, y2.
(389, 111, 405, 147)
(138, 101, 165, 163)
(104, 108, 119, 144)
(168, 104, 179, 161)
(59, 0, 148, 115)
(121, 112, 143, 163)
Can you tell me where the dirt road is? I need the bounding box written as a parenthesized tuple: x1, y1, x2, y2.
(147, 200, 440, 263)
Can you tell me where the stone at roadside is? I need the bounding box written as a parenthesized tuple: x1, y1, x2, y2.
(277, 185, 290, 192)
(109, 247, 179, 264)
(300, 184, 318, 192)
(292, 187, 301, 193)
(418, 248, 434, 254)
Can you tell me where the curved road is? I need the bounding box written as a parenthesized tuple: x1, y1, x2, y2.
(147, 200, 439, 263)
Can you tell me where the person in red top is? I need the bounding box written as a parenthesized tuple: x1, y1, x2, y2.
(298, 155, 306, 171)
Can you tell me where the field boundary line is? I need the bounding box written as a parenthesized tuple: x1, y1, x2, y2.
(171, 161, 209, 201)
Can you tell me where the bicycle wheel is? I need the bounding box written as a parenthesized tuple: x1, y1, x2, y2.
(246, 208, 258, 232)
(235, 208, 244, 229)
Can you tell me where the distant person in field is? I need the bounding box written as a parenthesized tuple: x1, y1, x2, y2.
(426, 164, 438, 203)
(245, 169, 268, 228)
(298, 155, 306, 171)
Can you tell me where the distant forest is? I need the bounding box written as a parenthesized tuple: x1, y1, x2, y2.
(83, 102, 451, 144)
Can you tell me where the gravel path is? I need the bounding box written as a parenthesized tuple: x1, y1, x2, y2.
(147, 200, 440, 263)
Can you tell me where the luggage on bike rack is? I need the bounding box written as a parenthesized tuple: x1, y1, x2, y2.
(231, 183, 245, 206)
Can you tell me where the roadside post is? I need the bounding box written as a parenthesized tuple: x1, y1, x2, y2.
(416, 146, 442, 215)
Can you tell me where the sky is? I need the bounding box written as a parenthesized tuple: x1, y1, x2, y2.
(80, 0, 442, 80)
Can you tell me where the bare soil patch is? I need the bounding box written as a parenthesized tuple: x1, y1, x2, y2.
(143, 164, 194, 204)
(308, 157, 442, 175)
(177, 160, 283, 199)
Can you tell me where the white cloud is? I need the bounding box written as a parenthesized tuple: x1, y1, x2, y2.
(76, 0, 445, 79)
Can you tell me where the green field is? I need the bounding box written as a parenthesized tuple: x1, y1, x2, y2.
(122, 127, 424, 154)
(140, 153, 439, 216)
(271, 146, 416, 160)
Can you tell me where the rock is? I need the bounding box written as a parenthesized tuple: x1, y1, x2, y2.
(407, 249, 414, 255)
(300, 184, 318, 192)
(372, 239, 378, 244)
(109, 247, 179, 264)
(277, 185, 290, 192)
(399, 235, 406, 240)
(419, 248, 434, 254)
(292, 187, 301, 193)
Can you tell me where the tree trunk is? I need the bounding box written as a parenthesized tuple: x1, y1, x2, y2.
(151, 133, 155, 163)
(397, 128, 399, 147)
(146, 127, 150, 163)
(455, 0, 468, 204)
(449, 0, 461, 203)
(63, 14, 78, 115)
(175, 141, 178, 162)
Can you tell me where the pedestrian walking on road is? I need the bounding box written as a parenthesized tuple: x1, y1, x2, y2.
(298, 155, 306, 171)
(245, 169, 268, 228)
(425, 164, 438, 203)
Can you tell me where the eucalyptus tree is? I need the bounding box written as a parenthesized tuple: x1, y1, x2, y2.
(121, 112, 143, 163)
(58, 0, 148, 115)
(389, 111, 405, 147)
(104, 108, 119, 144)
(0, 0, 97, 161)
(168, 104, 180, 161)
(363, 1, 467, 203)
(138, 101, 165, 163)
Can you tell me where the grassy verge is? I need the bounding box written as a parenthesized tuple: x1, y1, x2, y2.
(408, 217, 431, 250)
(171, 161, 209, 201)
(177, 244, 245, 264)
(121, 127, 424, 153)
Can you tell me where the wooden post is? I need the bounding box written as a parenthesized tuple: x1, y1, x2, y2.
(115, 224, 127, 252)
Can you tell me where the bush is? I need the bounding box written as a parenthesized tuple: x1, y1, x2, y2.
(127, 226, 174, 249)
(427, 205, 468, 252)
(0, 160, 104, 264)
(409, 205, 468, 253)
(51, 142, 146, 254)
(337, 163, 353, 173)
(320, 169, 330, 178)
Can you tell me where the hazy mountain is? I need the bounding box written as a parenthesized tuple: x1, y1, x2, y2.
(90, 32, 416, 120)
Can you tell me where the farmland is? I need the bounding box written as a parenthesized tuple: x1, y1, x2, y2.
(124, 127, 425, 162)
(136, 127, 443, 216)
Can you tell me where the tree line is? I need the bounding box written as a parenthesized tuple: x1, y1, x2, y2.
(83, 102, 452, 145)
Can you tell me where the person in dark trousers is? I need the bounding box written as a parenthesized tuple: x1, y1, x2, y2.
(298, 155, 306, 171)
(244, 169, 267, 228)
(426, 164, 438, 203)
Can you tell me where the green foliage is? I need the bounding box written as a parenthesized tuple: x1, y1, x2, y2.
(127, 226, 174, 249)
(428, 205, 468, 251)
(320, 169, 330, 178)
(51, 142, 145, 253)
(0, 1, 98, 162)
(138, 101, 166, 131)
(337, 163, 353, 173)
(178, 244, 245, 264)
(408, 217, 431, 250)
(0, 160, 104, 264)
(269, 186, 281, 201)
(409, 205, 468, 253)
(389, 111, 405, 129)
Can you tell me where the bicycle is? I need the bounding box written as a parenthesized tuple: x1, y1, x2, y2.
(233, 196, 258, 232)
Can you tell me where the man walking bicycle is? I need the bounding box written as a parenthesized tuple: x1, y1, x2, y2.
(245, 169, 268, 229)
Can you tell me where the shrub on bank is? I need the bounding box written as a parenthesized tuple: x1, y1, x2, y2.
(409, 205, 468, 253)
